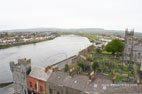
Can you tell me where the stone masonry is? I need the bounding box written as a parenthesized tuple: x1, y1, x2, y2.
(9, 58, 31, 94)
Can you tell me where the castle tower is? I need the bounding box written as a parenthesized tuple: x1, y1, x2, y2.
(123, 29, 134, 63)
(10, 58, 31, 94)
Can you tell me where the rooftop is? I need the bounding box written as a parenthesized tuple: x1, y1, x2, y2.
(48, 71, 113, 92)
(29, 66, 52, 81)
(85, 73, 113, 92)
(63, 75, 89, 91)
(47, 71, 68, 85)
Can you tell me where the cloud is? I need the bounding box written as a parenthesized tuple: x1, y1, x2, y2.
(0, 0, 141, 32)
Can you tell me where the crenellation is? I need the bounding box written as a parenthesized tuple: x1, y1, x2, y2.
(123, 28, 142, 64)
(9, 58, 31, 94)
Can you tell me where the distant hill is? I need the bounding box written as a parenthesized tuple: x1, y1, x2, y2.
(0, 28, 141, 37)
(0, 28, 122, 33)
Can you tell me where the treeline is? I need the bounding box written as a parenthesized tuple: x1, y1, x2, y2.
(0, 37, 55, 49)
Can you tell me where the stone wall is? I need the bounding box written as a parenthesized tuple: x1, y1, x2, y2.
(46, 82, 64, 94)
(50, 55, 78, 70)
(9, 58, 31, 94)
(46, 82, 85, 94)
(50, 44, 94, 70)
(63, 86, 85, 94)
(79, 45, 94, 56)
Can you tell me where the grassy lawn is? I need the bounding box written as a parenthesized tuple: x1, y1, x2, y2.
(92, 51, 140, 83)
(62, 39, 140, 83)
(64, 49, 138, 83)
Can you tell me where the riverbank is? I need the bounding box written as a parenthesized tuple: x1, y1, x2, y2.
(59, 32, 100, 42)
(0, 82, 13, 88)
(0, 35, 91, 83)
(0, 37, 57, 49)
(0, 83, 14, 94)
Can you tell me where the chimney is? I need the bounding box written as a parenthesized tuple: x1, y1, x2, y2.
(69, 68, 75, 77)
(45, 66, 51, 72)
(89, 71, 94, 81)
(52, 67, 59, 72)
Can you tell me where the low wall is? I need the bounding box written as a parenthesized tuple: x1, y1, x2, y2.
(50, 44, 95, 70)
(0, 82, 13, 88)
(50, 55, 78, 70)
(79, 44, 94, 56)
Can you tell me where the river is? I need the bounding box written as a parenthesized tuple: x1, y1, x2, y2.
(0, 35, 92, 83)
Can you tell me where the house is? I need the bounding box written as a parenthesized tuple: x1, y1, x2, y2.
(46, 71, 113, 94)
(27, 66, 52, 94)
(46, 71, 68, 94)
(63, 75, 89, 94)
(85, 73, 113, 93)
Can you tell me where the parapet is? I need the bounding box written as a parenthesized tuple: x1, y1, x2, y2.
(9, 58, 31, 74)
(125, 28, 134, 36)
(17, 58, 31, 65)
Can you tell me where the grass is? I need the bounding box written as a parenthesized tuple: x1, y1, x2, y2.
(59, 32, 100, 42)
(102, 50, 112, 55)
(67, 48, 134, 83)
(92, 52, 140, 83)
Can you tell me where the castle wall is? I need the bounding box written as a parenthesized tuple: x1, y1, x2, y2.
(9, 58, 31, 94)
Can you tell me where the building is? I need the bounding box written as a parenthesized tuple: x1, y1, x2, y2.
(85, 73, 113, 93)
(47, 71, 113, 94)
(46, 71, 69, 94)
(63, 74, 90, 94)
(9, 57, 142, 94)
(123, 29, 142, 64)
(27, 66, 52, 94)
(9, 58, 31, 94)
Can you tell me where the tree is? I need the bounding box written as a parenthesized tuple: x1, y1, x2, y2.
(105, 39, 124, 54)
(92, 62, 98, 72)
(77, 62, 90, 72)
(96, 48, 102, 54)
(64, 64, 69, 72)
(78, 62, 85, 71)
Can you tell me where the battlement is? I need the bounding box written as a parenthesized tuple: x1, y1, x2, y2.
(9, 58, 31, 75)
(17, 58, 31, 65)
(125, 28, 134, 36)
(9, 58, 31, 94)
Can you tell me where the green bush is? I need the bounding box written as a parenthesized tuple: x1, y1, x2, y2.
(105, 39, 124, 54)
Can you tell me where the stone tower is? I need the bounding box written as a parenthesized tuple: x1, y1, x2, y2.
(10, 58, 31, 94)
(123, 29, 134, 63)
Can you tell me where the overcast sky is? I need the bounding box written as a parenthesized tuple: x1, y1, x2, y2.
(0, 0, 141, 32)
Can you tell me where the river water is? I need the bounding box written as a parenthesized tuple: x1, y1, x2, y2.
(0, 35, 92, 83)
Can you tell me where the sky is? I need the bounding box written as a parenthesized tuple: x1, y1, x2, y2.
(0, 0, 141, 32)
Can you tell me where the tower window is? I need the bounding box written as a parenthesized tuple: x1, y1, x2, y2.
(138, 53, 141, 59)
(49, 88, 53, 94)
(57, 91, 60, 94)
